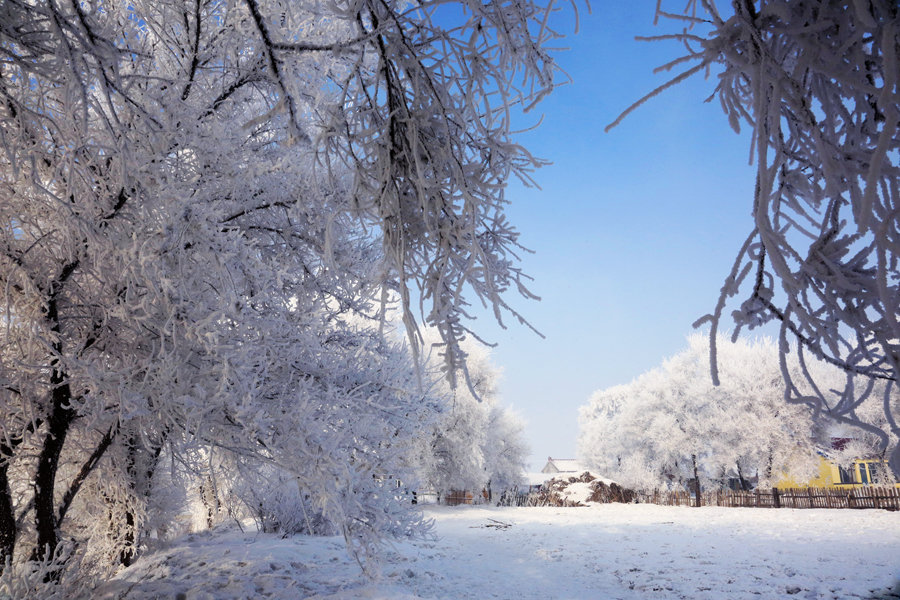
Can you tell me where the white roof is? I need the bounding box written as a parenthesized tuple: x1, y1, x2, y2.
(542, 458, 586, 474)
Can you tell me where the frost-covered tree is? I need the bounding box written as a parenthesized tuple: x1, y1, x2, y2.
(578, 335, 823, 491)
(0, 0, 562, 580)
(483, 403, 530, 497)
(610, 1, 900, 476)
(413, 337, 528, 500)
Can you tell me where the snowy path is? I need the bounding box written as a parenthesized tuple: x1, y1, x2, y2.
(98, 504, 900, 599)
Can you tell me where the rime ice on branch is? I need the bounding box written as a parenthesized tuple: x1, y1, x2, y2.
(0, 0, 562, 583)
(578, 334, 832, 492)
(610, 1, 900, 476)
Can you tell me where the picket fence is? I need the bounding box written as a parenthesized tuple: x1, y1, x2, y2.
(448, 485, 900, 510)
(637, 486, 900, 510)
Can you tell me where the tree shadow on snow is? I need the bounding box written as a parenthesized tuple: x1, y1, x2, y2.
(866, 581, 900, 599)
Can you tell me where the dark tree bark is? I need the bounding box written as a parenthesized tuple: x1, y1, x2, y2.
(57, 426, 116, 526)
(199, 477, 219, 529)
(119, 508, 136, 568)
(691, 454, 702, 508)
(31, 385, 75, 564)
(0, 458, 15, 571)
(31, 266, 79, 569)
(115, 433, 166, 567)
(0, 422, 39, 571)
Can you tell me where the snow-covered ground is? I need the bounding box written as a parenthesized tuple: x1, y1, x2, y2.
(97, 504, 900, 600)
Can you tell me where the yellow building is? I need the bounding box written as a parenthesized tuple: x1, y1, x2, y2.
(776, 457, 900, 490)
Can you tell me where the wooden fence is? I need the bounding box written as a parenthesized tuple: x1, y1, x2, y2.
(443, 490, 475, 506)
(636, 486, 900, 510)
(496, 490, 586, 508)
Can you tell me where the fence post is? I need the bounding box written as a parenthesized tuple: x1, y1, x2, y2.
(773, 488, 780, 509)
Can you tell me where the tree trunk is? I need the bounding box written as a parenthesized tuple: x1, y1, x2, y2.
(199, 476, 219, 529)
(0, 461, 15, 571)
(119, 437, 139, 567)
(57, 426, 116, 527)
(118, 434, 166, 567)
(691, 454, 702, 508)
(119, 509, 136, 567)
(32, 394, 74, 564)
(1, 426, 38, 571)
(32, 275, 78, 569)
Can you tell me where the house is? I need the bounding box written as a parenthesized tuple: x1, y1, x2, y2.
(540, 457, 586, 475)
(774, 439, 899, 489)
(775, 456, 899, 489)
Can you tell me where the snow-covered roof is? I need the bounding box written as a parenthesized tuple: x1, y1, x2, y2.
(541, 457, 586, 474)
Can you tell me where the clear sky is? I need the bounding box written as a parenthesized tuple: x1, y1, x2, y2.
(470, 4, 760, 471)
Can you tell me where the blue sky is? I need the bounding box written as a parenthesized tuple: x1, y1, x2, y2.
(470, 4, 760, 470)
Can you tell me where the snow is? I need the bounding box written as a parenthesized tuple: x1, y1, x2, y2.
(557, 480, 594, 504)
(96, 504, 900, 599)
(523, 471, 552, 486)
(527, 470, 617, 489)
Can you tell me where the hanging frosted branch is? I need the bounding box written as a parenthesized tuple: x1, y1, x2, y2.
(306, 0, 563, 386)
(610, 1, 900, 476)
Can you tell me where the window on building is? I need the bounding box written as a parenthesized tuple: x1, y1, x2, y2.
(857, 462, 870, 484)
(838, 465, 854, 484)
